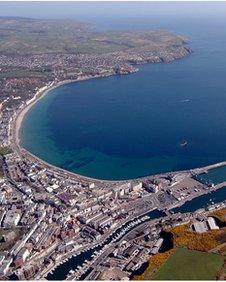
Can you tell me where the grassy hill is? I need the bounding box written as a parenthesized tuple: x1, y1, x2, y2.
(0, 17, 188, 55)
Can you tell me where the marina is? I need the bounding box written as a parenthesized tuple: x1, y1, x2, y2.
(46, 210, 164, 280)
(46, 183, 226, 281)
(1, 6, 226, 281)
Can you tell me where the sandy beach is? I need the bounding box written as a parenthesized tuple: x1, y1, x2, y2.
(11, 73, 131, 185)
(14, 74, 104, 148)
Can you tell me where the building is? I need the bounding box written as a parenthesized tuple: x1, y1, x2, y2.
(0, 258, 13, 276)
(14, 258, 24, 268)
(207, 217, 219, 230)
(193, 221, 208, 233)
(132, 182, 142, 193)
(3, 211, 21, 228)
(13, 264, 39, 280)
(151, 238, 164, 254)
(142, 180, 159, 193)
(89, 183, 95, 189)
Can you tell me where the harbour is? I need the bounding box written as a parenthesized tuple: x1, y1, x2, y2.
(46, 183, 226, 280)
(2, 9, 226, 281)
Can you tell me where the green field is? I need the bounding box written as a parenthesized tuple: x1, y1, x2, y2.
(152, 247, 224, 280)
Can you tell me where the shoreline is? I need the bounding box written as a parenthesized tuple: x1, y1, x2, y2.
(12, 74, 123, 185)
(14, 74, 105, 150)
(11, 56, 226, 184)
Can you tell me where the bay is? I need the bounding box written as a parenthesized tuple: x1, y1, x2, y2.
(20, 17, 226, 180)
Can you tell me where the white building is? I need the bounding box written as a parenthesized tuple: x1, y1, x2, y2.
(207, 217, 219, 230)
(132, 182, 142, 193)
(17, 247, 30, 262)
(193, 221, 208, 233)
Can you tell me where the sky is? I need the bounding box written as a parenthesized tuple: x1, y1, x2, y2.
(0, 1, 226, 21)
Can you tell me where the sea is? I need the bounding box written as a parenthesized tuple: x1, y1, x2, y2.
(20, 15, 226, 180)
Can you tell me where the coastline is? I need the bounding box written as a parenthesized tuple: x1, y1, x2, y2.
(9, 58, 226, 281)
(14, 74, 104, 150)
(11, 51, 226, 184)
(12, 74, 124, 185)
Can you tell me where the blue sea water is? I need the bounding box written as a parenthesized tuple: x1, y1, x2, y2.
(20, 16, 226, 180)
(195, 166, 226, 185)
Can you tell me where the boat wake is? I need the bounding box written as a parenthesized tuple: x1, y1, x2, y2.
(180, 99, 190, 103)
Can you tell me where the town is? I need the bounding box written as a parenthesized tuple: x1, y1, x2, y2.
(0, 16, 225, 281)
(1, 123, 226, 279)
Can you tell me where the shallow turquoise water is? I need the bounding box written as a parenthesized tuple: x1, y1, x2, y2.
(20, 18, 226, 180)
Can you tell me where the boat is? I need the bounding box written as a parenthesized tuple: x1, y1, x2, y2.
(180, 140, 188, 147)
